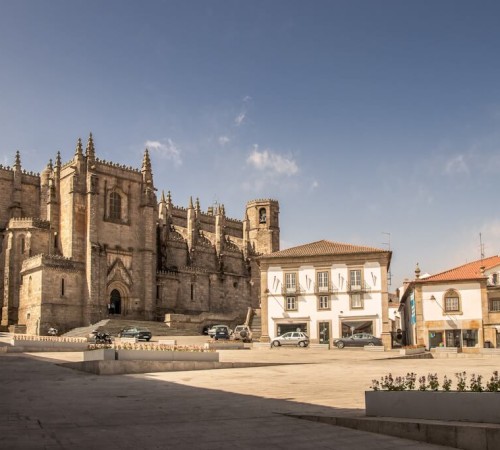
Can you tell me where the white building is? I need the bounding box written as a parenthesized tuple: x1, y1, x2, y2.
(257, 240, 392, 347)
(399, 256, 500, 350)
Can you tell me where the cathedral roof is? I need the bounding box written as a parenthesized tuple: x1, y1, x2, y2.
(260, 239, 389, 259)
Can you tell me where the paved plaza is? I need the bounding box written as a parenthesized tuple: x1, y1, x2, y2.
(1, 335, 499, 449)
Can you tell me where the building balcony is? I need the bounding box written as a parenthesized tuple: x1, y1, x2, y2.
(347, 282, 371, 292)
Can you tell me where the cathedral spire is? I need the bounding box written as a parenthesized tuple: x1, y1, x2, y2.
(188, 196, 194, 209)
(55, 151, 61, 170)
(47, 158, 53, 171)
(74, 138, 84, 166)
(141, 148, 154, 188)
(86, 132, 95, 162)
(75, 138, 83, 157)
(142, 148, 152, 173)
(159, 190, 167, 223)
(14, 150, 21, 172)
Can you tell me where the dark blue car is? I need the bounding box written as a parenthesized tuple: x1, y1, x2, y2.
(214, 328, 230, 340)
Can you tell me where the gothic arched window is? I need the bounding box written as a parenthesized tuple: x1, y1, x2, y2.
(109, 192, 122, 220)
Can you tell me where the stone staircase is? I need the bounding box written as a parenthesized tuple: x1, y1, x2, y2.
(62, 320, 110, 337)
(249, 309, 262, 341)
(62, 318, 202, 338)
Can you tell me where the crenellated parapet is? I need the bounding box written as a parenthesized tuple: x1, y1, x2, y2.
(0, 166, 40, 184)
(8, 217, 51, 229)
(21, 254, 84, 273)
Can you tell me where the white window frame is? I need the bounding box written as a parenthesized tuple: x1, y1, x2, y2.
(350, 293, 363, 309)
(490, 299, 500, 312)
(350, 269, 362, 290)
(317, 271, 329, 292)
(285, 273, 297, 293)
(318, 295, 330, 310)
(444, 293, 460, 313)
(285, 296, 297, 311)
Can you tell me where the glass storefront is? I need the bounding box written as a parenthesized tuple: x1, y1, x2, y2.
(429, 329, 479, 348)
(341, 320, 373, 337)
(276, 323, 307, 336)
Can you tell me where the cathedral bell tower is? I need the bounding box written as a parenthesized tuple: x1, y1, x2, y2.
(245, 199, 279, 255)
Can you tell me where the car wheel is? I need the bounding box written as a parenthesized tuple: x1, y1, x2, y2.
(272, 340, 280, 347)
(367, 342, 375, 346)
(298, 341, 306, 348)
(336, 341, 345, 349)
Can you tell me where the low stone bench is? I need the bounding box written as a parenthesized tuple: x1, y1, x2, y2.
(158, 339, 177, 345)
(363, 345, 385, 352)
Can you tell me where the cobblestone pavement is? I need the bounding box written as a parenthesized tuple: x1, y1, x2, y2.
(2, 334, 498, 449)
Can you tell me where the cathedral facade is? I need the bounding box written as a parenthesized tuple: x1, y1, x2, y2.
(0, 134, 279, 335)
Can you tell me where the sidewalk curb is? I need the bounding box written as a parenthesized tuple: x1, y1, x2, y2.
(283, 413, 500, 450)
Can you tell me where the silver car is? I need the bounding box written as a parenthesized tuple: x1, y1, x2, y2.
(271, 331, 309, 348)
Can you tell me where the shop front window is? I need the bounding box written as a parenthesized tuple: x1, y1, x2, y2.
(462, 329, 478, 347)
(341, 320, 372, 337)
(445, 330, 461, 347)
(429, 331, 444, 348)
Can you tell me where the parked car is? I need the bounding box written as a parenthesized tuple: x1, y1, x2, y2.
(119, 327, 152, 341)
(271, 331, 309, 348)
(202, 324, 215, 335)
(333, 333, 383, 349)
(208, 325, 232, 338)
(214, 328, 231, 340)
(233, 325, 253, 343)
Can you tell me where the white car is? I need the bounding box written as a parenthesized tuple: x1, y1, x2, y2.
(233, 325, 253, 342)
(271, 332, 309, 348)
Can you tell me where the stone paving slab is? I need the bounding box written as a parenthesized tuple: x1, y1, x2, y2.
(2, 333, 499, 449)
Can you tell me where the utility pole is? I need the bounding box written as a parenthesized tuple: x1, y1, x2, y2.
(382, 232, 392, 287)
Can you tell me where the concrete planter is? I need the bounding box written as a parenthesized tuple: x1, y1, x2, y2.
(431, 347, 458, 353)
(116, 349, 219, 362)
(480, 348, 500, 355)
(11, 338, 88, 352)
(399, 347, 426, 356)
(84, 349, 116, 361)
(365, 391, 500, 424)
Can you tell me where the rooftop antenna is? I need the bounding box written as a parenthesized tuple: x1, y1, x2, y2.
(382, 232, 392, 287)
(479, 233, 485, 260)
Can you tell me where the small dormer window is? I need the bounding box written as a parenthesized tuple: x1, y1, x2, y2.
(492, 273, 498, 285)
(259, 207, 267, 224)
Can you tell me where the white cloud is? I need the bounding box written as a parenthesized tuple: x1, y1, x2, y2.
(310, 180, 319, 191)
(243, 95, 252, 102)
(444, 154, 469, 175)
(218, 136, 230, 146)
(234, 112, 246, 126)
(246, 145, 299, 176)
(145, 139, 182, 168)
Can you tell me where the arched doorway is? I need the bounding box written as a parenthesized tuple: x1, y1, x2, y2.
(110, 289, 122, 315)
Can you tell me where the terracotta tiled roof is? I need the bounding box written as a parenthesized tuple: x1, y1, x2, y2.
(423, 255, 500, 282)
(260, 240, 388, 259)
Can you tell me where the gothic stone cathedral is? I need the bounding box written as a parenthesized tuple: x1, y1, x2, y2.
(0, 134, 279, 335)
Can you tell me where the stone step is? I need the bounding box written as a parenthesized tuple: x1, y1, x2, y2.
(63, 318, 202, 338)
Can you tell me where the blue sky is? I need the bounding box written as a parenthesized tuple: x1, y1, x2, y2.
(1, 0, 500, 290)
